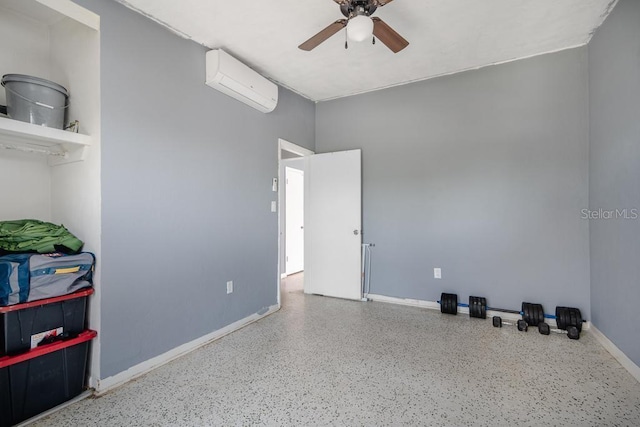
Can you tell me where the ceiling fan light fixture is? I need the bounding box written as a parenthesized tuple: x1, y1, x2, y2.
(346, 15, 373, 42)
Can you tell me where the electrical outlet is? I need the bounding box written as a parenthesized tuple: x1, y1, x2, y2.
(434, 268, 442, 279)
(271, 201, 277, 212)
(226, 281, 233, 294)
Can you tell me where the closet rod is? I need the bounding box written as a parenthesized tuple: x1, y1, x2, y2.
(0, 142, 66, 157)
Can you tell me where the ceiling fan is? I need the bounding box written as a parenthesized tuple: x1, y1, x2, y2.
(298, 0, 409, 53)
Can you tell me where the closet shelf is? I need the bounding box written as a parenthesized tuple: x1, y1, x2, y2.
(0, 116, 91, 165)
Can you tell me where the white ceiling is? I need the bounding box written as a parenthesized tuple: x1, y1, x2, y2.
(116, 0, 616, 102)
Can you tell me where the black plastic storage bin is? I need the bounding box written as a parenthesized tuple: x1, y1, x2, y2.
(0, 329, 96, 426)
(0, 288, 93, 356)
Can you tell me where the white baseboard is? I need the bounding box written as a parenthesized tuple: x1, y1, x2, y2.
(95, 304, 280, 394)
(589, 325, 640, 383)
(366, 293, 441, 310)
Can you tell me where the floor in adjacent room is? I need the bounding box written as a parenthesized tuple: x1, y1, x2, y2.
(32, 274, 640, 426)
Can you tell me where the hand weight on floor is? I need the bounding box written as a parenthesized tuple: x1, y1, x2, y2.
(492, 316, 528, 332)
(538, 321, 581, 340)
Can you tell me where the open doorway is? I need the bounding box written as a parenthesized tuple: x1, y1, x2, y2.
(277, 139, 314, 306)
(285, 166, 304, 276)
(277, 139, 363, 305)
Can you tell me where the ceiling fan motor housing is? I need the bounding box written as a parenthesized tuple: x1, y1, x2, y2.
(341, 0, 378, 18)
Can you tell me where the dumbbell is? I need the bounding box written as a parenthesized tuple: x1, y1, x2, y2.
(537, 322, 580, 340)
(492, 316, 529, 331)
(536, 307, 583, 339)
(511, 308, 581, 339)
(502, 302, 583, 339)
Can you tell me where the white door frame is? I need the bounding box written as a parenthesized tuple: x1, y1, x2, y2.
(277, 139, 314, 307)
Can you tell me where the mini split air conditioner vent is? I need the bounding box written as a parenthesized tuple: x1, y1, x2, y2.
(205, 49, 278, 113)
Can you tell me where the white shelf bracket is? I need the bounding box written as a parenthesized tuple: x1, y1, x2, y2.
(49, 144, 89, 166)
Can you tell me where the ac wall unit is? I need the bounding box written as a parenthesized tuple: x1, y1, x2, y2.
(205, 49, 278, 113)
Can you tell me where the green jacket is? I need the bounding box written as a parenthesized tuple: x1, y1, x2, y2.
(0, 219, 83, 254)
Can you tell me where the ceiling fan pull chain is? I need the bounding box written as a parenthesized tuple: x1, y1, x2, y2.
(372, 36, 376, 45)
(345, 28, 349, 49)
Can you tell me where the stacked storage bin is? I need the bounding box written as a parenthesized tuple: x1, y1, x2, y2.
(0, 253, 96, 426)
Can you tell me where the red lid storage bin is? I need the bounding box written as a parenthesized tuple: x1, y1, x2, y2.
(0, 288, 93, 357)
(0, 330, 96, 426)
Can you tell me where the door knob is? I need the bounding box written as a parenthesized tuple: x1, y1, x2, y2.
(353, 230, 359, 235)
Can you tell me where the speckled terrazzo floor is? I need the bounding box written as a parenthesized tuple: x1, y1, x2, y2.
(31, 274, 640, 426)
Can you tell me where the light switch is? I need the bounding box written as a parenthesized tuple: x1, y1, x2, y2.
(434, 268, 442, 279)
(271, 201, 277, 212)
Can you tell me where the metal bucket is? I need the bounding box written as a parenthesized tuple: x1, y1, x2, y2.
(1, 74, 69, 129)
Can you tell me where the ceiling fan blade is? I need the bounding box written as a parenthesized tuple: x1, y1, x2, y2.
(332, 0, 349, 4)
(298, 19, 348, 51)
(372, 17, 409, 53)
(375, 0, 395, 5)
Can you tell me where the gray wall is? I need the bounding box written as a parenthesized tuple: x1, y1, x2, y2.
(78, 0, 315, 378)
(588, 0, 640, 366)
(316, 48, 591, 315)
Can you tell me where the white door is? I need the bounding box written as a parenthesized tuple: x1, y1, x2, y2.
(285, 167, 304, 275)
(304, 149, 362, 300)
